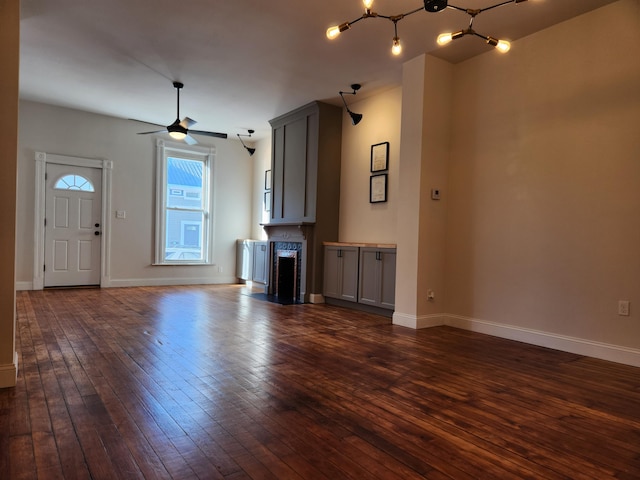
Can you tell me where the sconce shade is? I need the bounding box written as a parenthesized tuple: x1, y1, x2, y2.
(349, 111, 363, 125)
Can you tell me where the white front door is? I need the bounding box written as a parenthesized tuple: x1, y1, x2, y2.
(44, 164, 102, 287)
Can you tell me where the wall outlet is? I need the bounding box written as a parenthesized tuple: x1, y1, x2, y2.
(618, 300, 630, 316)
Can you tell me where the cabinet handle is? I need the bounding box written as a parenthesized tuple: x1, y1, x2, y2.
(338, 249, 343, 258)
(376, 251, 381, 261)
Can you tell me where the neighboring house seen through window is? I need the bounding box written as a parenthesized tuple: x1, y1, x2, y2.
(155, 140, 215, 264)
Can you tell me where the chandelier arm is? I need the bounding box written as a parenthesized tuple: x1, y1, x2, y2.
(472, 31, 489, 41)
(478, 0, 519, 14)
(446, 5, 469, 14)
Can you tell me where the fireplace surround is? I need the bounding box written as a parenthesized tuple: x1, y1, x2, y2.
(262, 101, 343, 303)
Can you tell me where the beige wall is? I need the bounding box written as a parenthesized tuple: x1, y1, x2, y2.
(338, 87, 402, 243)
(250, 137, 272, 241)
(444, 0, 640, 353)
(0, 0, 19, 388)
(17, 101, 255, 288)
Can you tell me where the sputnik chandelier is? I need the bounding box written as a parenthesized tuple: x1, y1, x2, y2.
(327, 0, 528, 56)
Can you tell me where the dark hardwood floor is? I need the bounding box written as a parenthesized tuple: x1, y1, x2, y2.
(1, 285, 639, 479)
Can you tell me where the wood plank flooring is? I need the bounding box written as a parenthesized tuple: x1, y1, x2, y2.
(1, 284, 639, 479)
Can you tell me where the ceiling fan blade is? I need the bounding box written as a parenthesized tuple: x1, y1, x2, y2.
(137, 130, 168, 135)
(184, 134, 198, 145)
(189, 129, 228, 139)
(180, 117, 197, 129)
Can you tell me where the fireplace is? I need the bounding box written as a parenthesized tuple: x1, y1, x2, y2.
(262, 224, 317, 303)
(275, 250, 298, 300)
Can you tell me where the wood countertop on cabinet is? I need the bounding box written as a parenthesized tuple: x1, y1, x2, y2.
(323, 242, 396, 249)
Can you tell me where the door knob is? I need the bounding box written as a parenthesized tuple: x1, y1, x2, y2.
(94, 231, 101, 236)
(95, 223, 100, 227)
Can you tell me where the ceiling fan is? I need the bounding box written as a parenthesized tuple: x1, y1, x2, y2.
(136, 81, 227, 144)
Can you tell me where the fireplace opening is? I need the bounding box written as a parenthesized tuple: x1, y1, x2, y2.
(276, 250, 298, 301)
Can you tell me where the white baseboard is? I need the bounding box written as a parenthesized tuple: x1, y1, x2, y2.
(309, 293, 325, 304)
(108, 277, 238, 288)
(393, 312, 444, 329)
(445, 314, 640, 368)
(393, 312, 640, 368)
(15, 281, 33, 291)
(0, 352, 18, 388)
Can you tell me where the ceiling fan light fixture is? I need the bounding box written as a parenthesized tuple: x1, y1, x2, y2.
(169, 131, 187, 140)
(136, 82, 228, 143)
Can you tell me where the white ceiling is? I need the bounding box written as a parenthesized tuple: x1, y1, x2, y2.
(19, 0, 617, 141)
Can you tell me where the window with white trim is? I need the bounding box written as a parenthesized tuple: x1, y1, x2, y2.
(155, 140, 215, 264)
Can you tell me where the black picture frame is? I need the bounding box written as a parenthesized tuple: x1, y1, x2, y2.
(370, 142, 389, 172)
(370, 173, 388, 203)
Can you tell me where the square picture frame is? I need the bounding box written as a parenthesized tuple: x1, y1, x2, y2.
(370, 173, 388, 203)
(370, 142, 389, 172)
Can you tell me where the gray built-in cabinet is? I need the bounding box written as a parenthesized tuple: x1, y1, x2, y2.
(323, 245, 359, 302)
(324, 243, 396, 313)
(358, 247, 397, 310)
(269, 101, 342, 226)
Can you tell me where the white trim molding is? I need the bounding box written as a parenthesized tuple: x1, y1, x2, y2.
(0, 352, 18, 388)
(393, 312, 444, 329)
(444, 314, 640, 368)
(309, 293, 325, 304)
(393, 311, 640, 368)
(108, 276, 237, 288)
(33, 152, 113, 290)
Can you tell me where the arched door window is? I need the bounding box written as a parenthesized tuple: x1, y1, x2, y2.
(54, 174, 95, 192)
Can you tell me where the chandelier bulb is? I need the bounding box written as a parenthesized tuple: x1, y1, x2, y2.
(496, 39, 511, 53)
(437, 32, 453, 46)
(363, 0, 374, 10)
(391, 37, 402, 56)
(327, 22, 350, 39)
(327, 25, 341, 39)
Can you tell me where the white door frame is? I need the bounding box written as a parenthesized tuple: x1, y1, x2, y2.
(33, 152, 113, 290)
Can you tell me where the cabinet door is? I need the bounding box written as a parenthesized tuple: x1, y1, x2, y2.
(358, 248, 380, 307)
(323, 246, 359, 302)
(323, 246, 341, 299)
(339, 247, 359, 302)
(379, 249, 396, 310)
(358, 247, 396, 309)
(252, 242, 269, 284)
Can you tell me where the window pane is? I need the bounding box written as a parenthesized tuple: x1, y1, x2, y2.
(164, 210, 204, 261)
(54, 174, 95, 192)
(166, 157, 203, 209)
